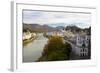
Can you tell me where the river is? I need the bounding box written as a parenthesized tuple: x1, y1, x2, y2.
(23, 33, 48, 62)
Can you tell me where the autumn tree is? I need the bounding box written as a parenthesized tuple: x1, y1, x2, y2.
(38, 36, 72, 61)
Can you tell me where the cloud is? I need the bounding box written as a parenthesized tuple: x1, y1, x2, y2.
(23, 10, 91, 28)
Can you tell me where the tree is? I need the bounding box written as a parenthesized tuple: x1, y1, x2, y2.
(37, 36, 72, 61)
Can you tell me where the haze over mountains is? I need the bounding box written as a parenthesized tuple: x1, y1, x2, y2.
(23, 23, 90, 34)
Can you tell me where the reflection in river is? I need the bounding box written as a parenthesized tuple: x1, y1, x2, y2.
(23, 33, 48, 62)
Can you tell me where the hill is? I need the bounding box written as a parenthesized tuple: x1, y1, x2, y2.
(23, 23, 59, 33)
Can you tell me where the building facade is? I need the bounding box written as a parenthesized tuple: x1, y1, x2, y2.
(71, 33, 90, 57)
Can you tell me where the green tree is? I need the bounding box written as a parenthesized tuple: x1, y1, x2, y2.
(38, 36, 72, 61)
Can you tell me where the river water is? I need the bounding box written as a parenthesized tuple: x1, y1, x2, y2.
(23, 33, 48, 62)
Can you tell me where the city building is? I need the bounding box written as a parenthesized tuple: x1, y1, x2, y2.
(71, 33, 90, 57)
(23, 31, 36, 40)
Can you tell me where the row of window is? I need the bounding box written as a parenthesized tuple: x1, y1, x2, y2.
(80, 53, 88, 56)
(77, 37, 89, 41)
(80, 48, 87, 52)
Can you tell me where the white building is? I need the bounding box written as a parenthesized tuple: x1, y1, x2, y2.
(76, 34, 90, 47)
(71, 33, 90, 57)
(46, 31, 64, 37)
(23, 31, 36, 40)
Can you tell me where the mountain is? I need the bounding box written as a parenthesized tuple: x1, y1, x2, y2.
(56, 26, 65, 30)
(47, 23, 67, 28)
(65, 25, 91, 35)
(23, 23, 59, 33)
(66, 25, 81, 30)
(65, 25, 82, 33)
(83, 27, 91, 35)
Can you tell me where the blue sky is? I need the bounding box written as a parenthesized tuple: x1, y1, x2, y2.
(23, 10, 91, 28)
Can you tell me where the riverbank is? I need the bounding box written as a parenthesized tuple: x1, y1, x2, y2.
(23, 33, 48, 62)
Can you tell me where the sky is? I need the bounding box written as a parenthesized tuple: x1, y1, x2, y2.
(23, 10, 91, 28)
